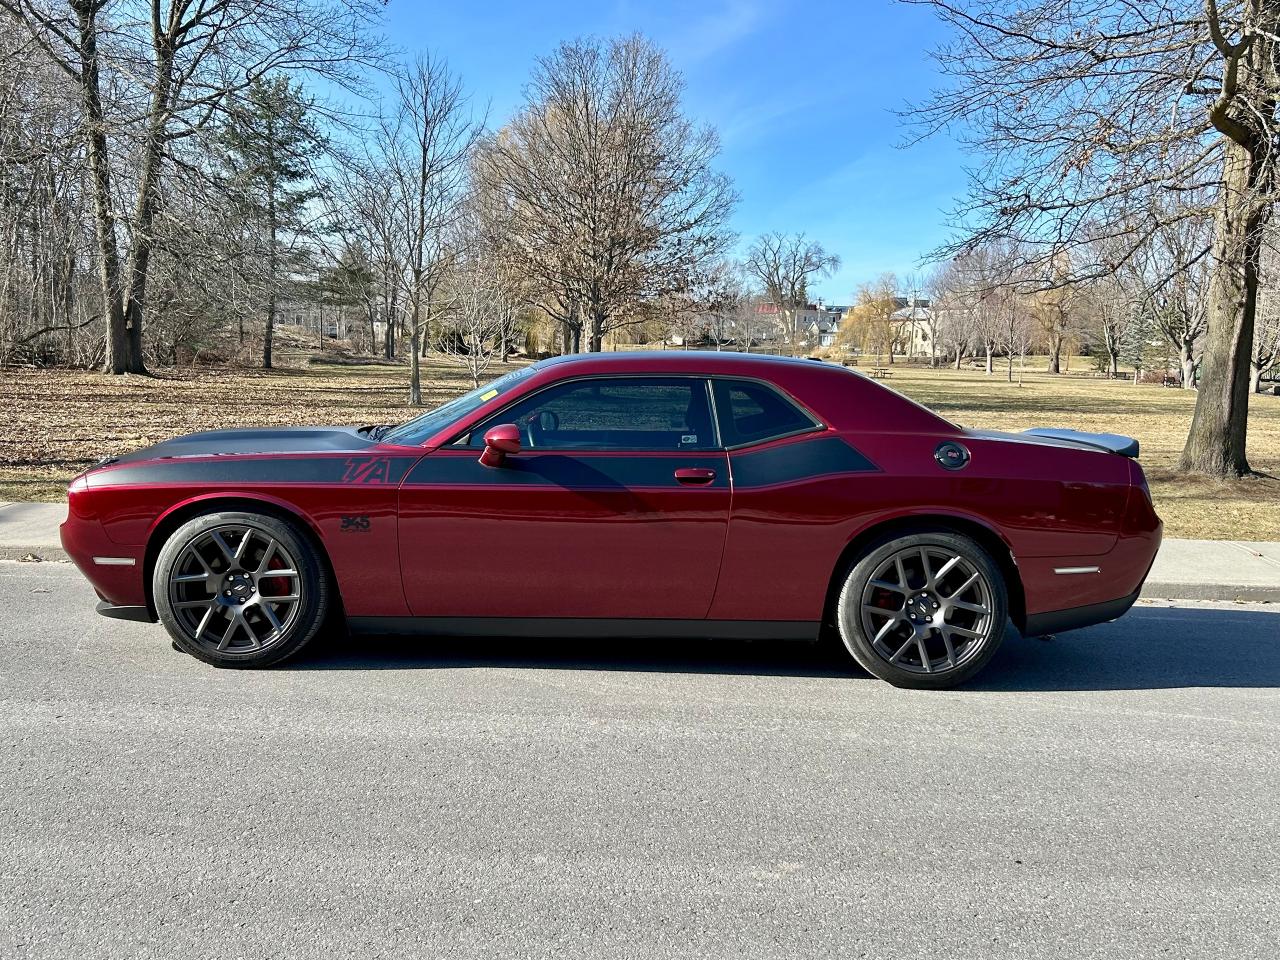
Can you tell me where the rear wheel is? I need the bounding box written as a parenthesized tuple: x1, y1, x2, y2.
(835, 530, 1007, 689)
(152, 511, 330, 668)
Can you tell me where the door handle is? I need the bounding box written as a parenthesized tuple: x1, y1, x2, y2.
(674, 467, 717, 485)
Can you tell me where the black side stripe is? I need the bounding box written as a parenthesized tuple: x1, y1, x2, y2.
(401, 437, 876, 490)
(403, 453, 730, 489)
(730, 436, 878, 488)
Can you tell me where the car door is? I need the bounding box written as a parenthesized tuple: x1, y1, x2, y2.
(397, 375, 730, 621)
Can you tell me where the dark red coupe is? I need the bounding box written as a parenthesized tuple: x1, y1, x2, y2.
(62, 352, 1161, 688)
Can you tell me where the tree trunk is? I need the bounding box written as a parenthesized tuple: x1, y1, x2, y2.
(1047, 341, 1061, 374)
(1179, 137, 1263, 477)
(409, 320, 421, 405)
(263, 158, 278, 370)
(983, 344, 993, 375)
(120, 40, 176, 376)
(1108, 352, 1119, 378)
(73, 2, 127, 374)
(1179, 343, 1196, 389)
(1249, 362, 1262, 394)
(408, 268, 423, 405)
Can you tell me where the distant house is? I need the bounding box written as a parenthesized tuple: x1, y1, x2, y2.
(891, 297, 932, 357)
(797, 300, 848, 348)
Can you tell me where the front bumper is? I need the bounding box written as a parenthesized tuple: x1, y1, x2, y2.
(60, 508, 148, 611)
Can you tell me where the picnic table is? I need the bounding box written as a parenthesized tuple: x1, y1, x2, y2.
(871, 366, 892, 378)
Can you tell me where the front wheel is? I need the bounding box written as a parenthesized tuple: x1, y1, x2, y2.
(835, 531, 1008, 689)
(152, 511, 330, 668)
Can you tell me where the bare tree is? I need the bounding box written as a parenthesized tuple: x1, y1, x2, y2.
(329, 152, 406, 360)
(928, 260, 976, 369)
(375, 55, 482, 404)
(683, 258, 749, 350)
(0, 30, 88, 366)
(477, 34, 735, 354)
(724, 292, 777, 352)
(438, 257, 508, 387)
(921, 264, 953, 367)
(948, 246, 1013, 376)
(905, 0, 1280, 477)
(1, 0, 382, 373)
(1081, 273, 1136, 379)
(743, 232, 840, 355)
(1255, 280, 1280, 393)
(1129, 214, 1212, 388)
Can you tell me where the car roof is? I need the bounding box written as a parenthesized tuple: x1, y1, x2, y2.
(536, 350, 842, 375)
(506, 349, 957, 438)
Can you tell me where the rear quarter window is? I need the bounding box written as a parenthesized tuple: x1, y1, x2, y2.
(712, 379, 819, 447)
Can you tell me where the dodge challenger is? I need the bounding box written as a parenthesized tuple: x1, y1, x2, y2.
(61, 352, 1162, 688)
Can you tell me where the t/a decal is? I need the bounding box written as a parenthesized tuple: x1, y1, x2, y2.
(343, 456, 394, 484)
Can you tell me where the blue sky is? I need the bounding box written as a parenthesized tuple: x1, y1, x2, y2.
(381, 0, 965, 303)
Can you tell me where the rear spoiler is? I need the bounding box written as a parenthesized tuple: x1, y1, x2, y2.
(1023, 428, 1139, 458)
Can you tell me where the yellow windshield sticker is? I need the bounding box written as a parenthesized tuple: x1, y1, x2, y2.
(480, 389, 498, 401)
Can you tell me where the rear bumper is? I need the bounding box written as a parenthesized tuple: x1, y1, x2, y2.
(95, 600, 157, 623)
(1021, 586, 1141, 636)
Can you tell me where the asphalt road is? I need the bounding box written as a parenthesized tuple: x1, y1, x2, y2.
(2, 561, 1278, 959)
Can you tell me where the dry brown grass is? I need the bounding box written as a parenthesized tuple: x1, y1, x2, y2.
(0, 354, 490, 501)
(2, 350, 1277, 540)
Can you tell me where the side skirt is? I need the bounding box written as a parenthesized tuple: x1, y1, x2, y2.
(347, 617, 821, 641)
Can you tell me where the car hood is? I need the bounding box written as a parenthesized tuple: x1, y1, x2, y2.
(102, 426, 377, 465)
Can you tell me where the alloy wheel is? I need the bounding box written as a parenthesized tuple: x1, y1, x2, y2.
(857, 544, 995, 675)
(166, 523, 303, 658)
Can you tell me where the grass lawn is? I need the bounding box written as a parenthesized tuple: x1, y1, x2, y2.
(2, 350, 1277, 540)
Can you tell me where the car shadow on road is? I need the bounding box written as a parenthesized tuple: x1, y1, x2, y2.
(968, 603, 1280, 692)
(290, 603, 1280, 691)
(297, 631, 856, 680)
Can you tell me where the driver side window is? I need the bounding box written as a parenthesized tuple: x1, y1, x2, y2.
(468, 377, 717, 451)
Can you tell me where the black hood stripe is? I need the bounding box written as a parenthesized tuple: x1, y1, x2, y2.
(90, 454, 418, 487)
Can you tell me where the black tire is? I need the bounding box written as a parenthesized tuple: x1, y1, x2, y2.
(835, 530, 1008, 689)
(152, 510, 330, 668)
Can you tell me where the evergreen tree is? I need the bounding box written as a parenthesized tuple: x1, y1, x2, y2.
(217, 76, 324, 368)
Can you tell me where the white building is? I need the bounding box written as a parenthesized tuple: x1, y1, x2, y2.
(891, 298, 933, 358)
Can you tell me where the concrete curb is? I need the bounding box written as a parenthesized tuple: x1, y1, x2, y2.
(1140, 581, 1280, 603)
(0, 545, 69, 562)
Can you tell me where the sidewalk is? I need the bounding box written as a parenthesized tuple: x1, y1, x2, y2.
(3, 500, 1278, 602)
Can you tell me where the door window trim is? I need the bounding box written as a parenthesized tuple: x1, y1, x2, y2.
(450, 373, 723, 452)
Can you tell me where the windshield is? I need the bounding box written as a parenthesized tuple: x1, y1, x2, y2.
(380, 364, 538, 446)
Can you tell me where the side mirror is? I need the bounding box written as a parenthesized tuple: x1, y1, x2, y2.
(479, 423, 521, 467)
